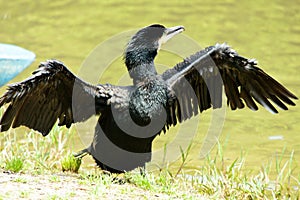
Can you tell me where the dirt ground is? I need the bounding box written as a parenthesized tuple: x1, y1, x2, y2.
(0, 171, 172, 200)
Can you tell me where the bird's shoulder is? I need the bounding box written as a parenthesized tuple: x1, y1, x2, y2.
(103, 84, 133, 110)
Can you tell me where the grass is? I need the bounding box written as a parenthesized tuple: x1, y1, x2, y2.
(61, 153, 82, 173)
(0, 124, 75, 173)
(4, 157, 24, 173)
(0, 124, 299, 199)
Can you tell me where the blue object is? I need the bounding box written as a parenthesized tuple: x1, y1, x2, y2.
(0, 43, 35, 87)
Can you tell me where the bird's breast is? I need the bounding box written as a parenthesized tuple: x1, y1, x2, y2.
(129, 80, 168, 126)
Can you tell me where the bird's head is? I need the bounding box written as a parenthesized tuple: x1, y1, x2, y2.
(124, 24, 185, 77)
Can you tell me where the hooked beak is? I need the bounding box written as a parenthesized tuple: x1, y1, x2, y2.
(159, 25, 185, 45)
(166, 25, 185, 36)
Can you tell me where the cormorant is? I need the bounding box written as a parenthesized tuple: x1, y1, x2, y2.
(0, 24, 297, 173)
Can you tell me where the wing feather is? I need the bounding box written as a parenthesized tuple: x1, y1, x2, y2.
(162, 43, 297, 128)
(0, 60, 112, 136)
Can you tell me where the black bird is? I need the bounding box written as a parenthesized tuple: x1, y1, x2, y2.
(0, 24, 297, 173)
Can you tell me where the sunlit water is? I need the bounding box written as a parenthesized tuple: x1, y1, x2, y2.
(0, 0, 299, 174)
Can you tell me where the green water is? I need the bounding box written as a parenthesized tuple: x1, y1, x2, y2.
(0, 0, 299, 173)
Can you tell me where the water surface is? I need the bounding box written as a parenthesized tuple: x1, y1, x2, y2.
(0, 0, 299, 174)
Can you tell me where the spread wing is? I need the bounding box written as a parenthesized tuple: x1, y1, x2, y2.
(162, 43, 297, 128)
(0, 60, 112, 136)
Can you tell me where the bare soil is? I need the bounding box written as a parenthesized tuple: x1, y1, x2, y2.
(0, 170, 176, 200)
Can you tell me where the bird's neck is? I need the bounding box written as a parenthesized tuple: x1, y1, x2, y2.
(125, 49, 158, 84)
(130, 63, 158, 84)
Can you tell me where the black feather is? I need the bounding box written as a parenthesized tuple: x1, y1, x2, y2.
(0, 25, 297, 173)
